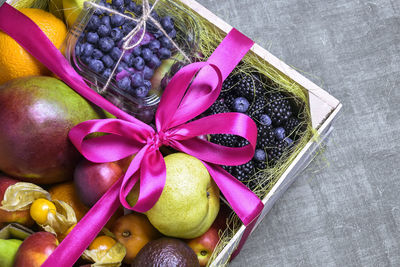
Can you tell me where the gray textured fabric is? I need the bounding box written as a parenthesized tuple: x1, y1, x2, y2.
(196, 0, 400, 266)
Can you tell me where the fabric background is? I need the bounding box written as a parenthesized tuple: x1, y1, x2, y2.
(196, 0, 400, 266)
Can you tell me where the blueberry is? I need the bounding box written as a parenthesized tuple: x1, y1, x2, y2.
(141, 48, 153, 62)
(98, 37, 115, 52)
(87, 15, 100, 31)
(117, 76, 131, 90)
(274, 127, 286, 140)
(116, 62, 128, 73)
(153, 30, 163, 39)
(133, 56, 145, 70)
(88, 59, 105, 73)
(121, 23, 134, 35)
(168, 29, 176, 39)
(148, 40, 161, 52)
(98, 24, 111, 37)
(134, 86, 149, 98)
(143, 66, 154, 80)
(123, 53, 133, 65)
(284, 137, 294, 147)
(124, 0, 131, 5)
(112, 0, 124, 8)
(159, 36, 172, 49)
(254, 149, 266, 162)
(101, 16, 111, 27)
(92, 48, 103, 59)
(111, 14, 125, 27)
(233, 97, 250, 113)
(102, 68, 112, 78)
(260, 114, 272, 126)
(143, 80, 152, 90)
(130, 73, 143, 88)
(131, 46, 141, 57)
(94, 7, 104, 16)
(86, 32, 99, 44)
(158, 47, 171, 60)
(127, 2, 137, 13)
(161, 16, 174, 33)
(147, 55, 161, 69)
(102, 55, 114, 68)
(81, 43, 94, 57)
(81, 56, 92, 65)
(75, 43, 82, 57)
(110, 27, 123, 41)
(110, 47, 122, 61)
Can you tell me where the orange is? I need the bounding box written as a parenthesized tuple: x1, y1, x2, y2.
(30, 198, 57, 225)
(89, 235, 117, 252)
(0, 8, 67, 84)
(49, 182, 89, 221)
(111, 213, 160, 263)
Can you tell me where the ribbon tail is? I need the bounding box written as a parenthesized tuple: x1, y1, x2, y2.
(42, 177, 123, 267)
(203, 162, 263, 226)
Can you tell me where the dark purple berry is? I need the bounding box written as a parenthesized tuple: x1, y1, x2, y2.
(148, 40, 161, 52)
(143, 80, 152, 90)
(159, 36, 172, 49)
(110, 14, 125, 27)
(161, 16, 174, 33)
(158, 47, 171, 60)
(131, 46, 141, 57)
(284, 137, 293, 147)
(86, 32, 99, 44)
(143, 66, 154, 80)
(134, 86, 149, 98)
(97, 24, 111, 37)
(101, 55, 114, 68)
(98, 37, 114, 52)
(130, 73, 143, 88)
(102, 68, 112, 78)
(260, 114, 272, 126)
(147, 55, 161, 69)
(81, 56, 91, 65)
(110, 47, 122, 61)
(117, 76, 131, 90)
(88, 59, 105, 73)
(168, 29, 177, 39)
(133, 57, 145, 70)
(92, 49, 103, 59)
(233, 97, 250, 113)
(101, 16, 110, 27)
(81, 43, 94, 57)
(265, 93, 292, 125)
(87, 15, 100, 31)
(111, 0, 123, 8)
(116, 62, 128, 73)
(274, 127, 286, 140)
(254, 149, 266, 162)
(141, 48, 153, 62)
(110, 27, 123, 42)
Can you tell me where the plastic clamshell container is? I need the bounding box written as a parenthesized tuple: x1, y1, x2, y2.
(65, 0, 200, 123)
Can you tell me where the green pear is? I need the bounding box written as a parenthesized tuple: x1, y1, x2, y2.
(63, 0, 85, 27)
(127, 153, 220, 239)
(0, 239, 23, 267)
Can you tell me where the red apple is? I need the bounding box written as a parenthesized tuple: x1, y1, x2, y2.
(0, 176, 34, 227)
(14, 232, 58, 267)
(74, 159, 123, 207)
(187, 226, 220, 266)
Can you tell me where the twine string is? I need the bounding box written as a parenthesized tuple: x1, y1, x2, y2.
(84, 0, 191, 93)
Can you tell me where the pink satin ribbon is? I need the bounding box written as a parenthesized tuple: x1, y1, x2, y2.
(0, 4, 264, 266)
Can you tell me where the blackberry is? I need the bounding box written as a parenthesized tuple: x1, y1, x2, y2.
(236, 74, 256, 100)
(257, 124, 275, 148)
(265, 93, 292, 125)
(248, 96, 267, 119)
(255, 160, 267, 170)
(210, 134, 238, 147)
(223, 94, 235, 110)
(267, 139, 288, 163)
(284, 117, 300, 137)
(207, 99, 229, 115)
(233, 160, 255, 182)
(237, 137, 250, 147)
(222, 165, 235, 175)
(220, 75, 238, 98)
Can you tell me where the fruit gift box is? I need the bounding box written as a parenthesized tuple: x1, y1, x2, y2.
(0, 0, 341, 267)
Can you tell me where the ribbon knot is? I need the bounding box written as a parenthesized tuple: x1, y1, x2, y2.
(148, 130, 169, 150)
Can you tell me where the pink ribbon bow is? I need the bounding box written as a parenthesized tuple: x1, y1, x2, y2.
(0, 4, 264, 266)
